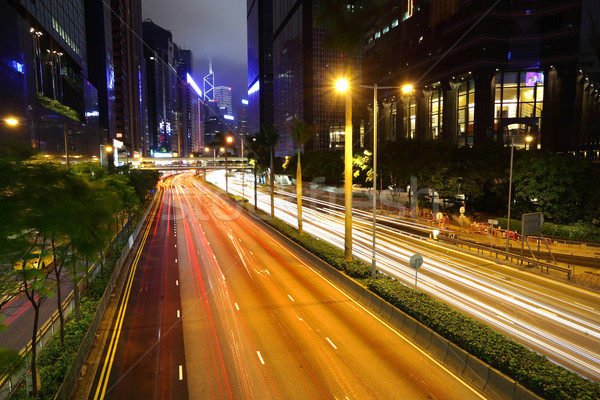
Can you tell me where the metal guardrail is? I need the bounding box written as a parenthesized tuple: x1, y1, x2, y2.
(0, 218, 136, 399)
(437, 234, 572, 280)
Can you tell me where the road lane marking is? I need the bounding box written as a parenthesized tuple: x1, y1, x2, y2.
(256, 351, 265, 365)
(326, 337, 337, 350)
(234, 303, 239, 310)
(177, 310, 180, 318)
(574, 302, 594, 311)
(179, 365, 183, 380)
(288, 295, 295, 302)
(265, 269, 270, 275)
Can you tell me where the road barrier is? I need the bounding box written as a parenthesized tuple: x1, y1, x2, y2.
(438, 234, 572, 280)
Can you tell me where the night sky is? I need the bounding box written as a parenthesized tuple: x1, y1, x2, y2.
(142, 0, 248, 110)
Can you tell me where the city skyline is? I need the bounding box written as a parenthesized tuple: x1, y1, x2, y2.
(142, 0, 247, 110)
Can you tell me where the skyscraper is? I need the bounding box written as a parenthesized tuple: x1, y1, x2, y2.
(271, 1, 361, 156)
(143, 19, 178, 156)
(175, 46, 202, 156)
(0, 0, 102, 159)
(214, 86, 233, 116)
(111, 0, 147, 158)
(247, 0, 274, 136)
(85, 0, 116, 149)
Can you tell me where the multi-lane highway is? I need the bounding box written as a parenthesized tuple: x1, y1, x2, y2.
(90, 173, 486, 399)
(208, 170, 600, 383)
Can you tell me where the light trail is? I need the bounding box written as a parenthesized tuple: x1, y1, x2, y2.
(206, 171, 600, 382)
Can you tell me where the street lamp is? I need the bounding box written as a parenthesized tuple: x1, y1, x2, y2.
(240, 135, 245, 201)
(335, 78, 354, 263)
(506, 134, 533, 252)
(4, 118, 19, 126)
(335, 81, 414, 278)
(205, 146, 215, 167)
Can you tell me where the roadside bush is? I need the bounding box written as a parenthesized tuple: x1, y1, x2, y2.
(36, 298, 99, 398)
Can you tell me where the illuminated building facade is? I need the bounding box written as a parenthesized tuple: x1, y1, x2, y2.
(247, 0, 274, 136)
(174, 47, 202, 156)
(0, 0, 102, 159)
(271, 0, 362, 156)
(214, 86, 233, 116)
(143, 19, 179, 156)
(363, 0, 600, 155)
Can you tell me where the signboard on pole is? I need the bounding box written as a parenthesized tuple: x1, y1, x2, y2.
(409, 254, 423, 291)
(522, 212, 544, 236)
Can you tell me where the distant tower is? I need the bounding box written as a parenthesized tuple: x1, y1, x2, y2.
(204, 59, 214, 101)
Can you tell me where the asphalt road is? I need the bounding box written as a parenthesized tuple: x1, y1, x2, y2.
(90, 179, 187, 400)
(0, 271, 72, 351)
(209, 171, 600, 382)
(89, 173, 487, 399)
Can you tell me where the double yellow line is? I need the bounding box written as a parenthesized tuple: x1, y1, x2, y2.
(93, 193, 162, 400)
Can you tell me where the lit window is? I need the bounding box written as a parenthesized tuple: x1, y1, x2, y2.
(374, 31, 381, 39)
(392, 19, 399, 28)
(383, 26, 390, 34)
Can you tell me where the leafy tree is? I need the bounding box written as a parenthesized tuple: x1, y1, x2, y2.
(126, 169, 160, 203)
(0, 160, 59, 397)
(299, 150, 344, 186)
(288, 119, 316, 234)
(512, 152, 589, 223)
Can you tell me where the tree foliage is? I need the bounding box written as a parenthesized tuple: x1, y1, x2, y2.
(0, 157, 158, 394)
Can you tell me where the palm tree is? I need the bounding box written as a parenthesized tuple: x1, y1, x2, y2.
(289, 119, 316, 235)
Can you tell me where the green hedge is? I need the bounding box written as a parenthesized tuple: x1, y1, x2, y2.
(36, 298, 99, 398)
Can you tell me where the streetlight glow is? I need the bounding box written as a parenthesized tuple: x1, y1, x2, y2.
(204, 147, 210, 152)
(105, 145, 113, 153)
(401, 84, 414, 95)
(526, 135, 533, 142)
(335, 78, 349, 93)
(4, 118, 19, 126)
(226, 136, 233, 143)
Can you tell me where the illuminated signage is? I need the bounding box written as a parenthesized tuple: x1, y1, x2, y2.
(85, 111, 100, 117)
(525, 72, 544, 87)
(186, 73, 202, 97)
(11, 60, 24, 74)
(248, 81, 260, 95)
(241, 99, 249, 105)
(224, 115, 234, 120)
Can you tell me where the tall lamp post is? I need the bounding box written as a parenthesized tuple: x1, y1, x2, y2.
(241, 135, 245, 201)
(335, 81, 413, 277)
(225, 136, 233, 193)
(335, 78, 354, 263)
(505, 135, 532, 252)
